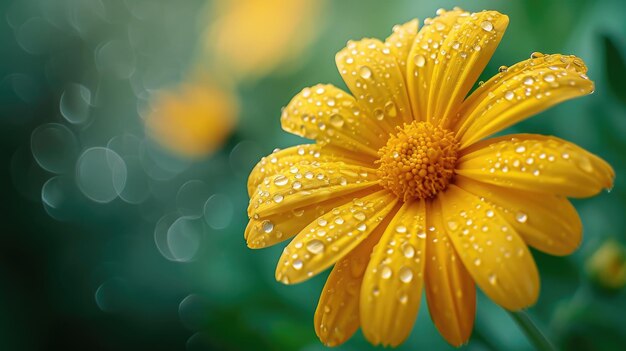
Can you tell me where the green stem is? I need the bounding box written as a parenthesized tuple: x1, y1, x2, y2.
(507, 310, 557, 351)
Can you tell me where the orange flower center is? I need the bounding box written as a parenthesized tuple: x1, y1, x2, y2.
(377, 121, 459, 200)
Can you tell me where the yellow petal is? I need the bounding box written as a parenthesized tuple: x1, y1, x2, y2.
(456, 134, 615, 198)
(248, 161, 379, 218)
(247, 144, 372, 197)
(438, 185, 540, 310)
(455, 54, 594, 147)
(360, 200, 427, 346)
(245, 188, 373, 249)
(456, 176, 582, 256)
(424, 200, 475, 346)
(423, 11, 509, 127)
(336, 38, 414, 131)
(314, 217, 388, 347)
(406, 8, 470, 121)
(275, 190, 399, 284)
(384, 19, 419, 81)
(281, 84, 387, 158)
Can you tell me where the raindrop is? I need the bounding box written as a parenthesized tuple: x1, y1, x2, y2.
(359, 66, 373, 79)
(480, 20, 494, 32)
(402, 243, 415, 258)
(399, 267, 413, 283)
(543, 74, 556, 83)
(329, 114, 344, 128)
(396, 225, 407, 233)
(273, 175, 288, 186)
(292, 259, 303, 270)
(204, 194, 234, 230)
(76, 147, 127, 203)
(414, 54, 426, 67)
(353, 212, 366, 221)
(306, 240, 325, 254)
(381, 266, 392, 279)
(523, 77, 534, 85)
(273, 194, 284, 203)
(515, 212, 528, 223)
(262, 220, 274, 233)
(504, 91, 515, 101)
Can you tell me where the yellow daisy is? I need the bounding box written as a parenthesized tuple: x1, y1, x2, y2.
(245, 8, 614, 347)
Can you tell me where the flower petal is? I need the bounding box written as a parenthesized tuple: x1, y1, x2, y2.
(438, 185, 540, 310)
(360, 200, 427, 346)
(424, 200, 475, 346)
(455, 54, 594, 147)
(281, 84, 387, 157)
(384, 19, 419, 81)
(275, 190, 399, 284)
(314, 218, 388, 347)
(247, 144, 372, 197)
(336, 38, 414, 131)
(245, 188, 373, 249)
(406, 8, 470, 121)
(417, 10, 509, 127)
(456, 176, 582, 256)
(456, 134, 615, 198)
(248, 161, 379, 218)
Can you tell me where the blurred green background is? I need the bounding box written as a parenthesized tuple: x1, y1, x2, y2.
(1, 0, 626, 350)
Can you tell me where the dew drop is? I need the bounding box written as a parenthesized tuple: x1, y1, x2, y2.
(515, 212, 528, 223)
(504, 91, 515, 101)
(474, 258, 481, 266)
(274, 175, 288, 186)
(417, 230, 426, 239)
(306, 240, 325, 254)
(357, 223, 367, 232)
(515, 145, 526, 153)
(398, 294, 408, 304)
(334, 217, 344, 225)
(273, 194, 284, 203)
(543, 74, 556, 83)
(353, 212, 366, 221)
(374, 108, 384, 120)
(488, 273, 497, 285)
(402, 243, 415, 258)
(262, 220, 274, 233)
(384, 101, 397, 117)
(399, 267, 413, 283)
(486, 210, 494, 218)
(292, 181, 302, 190)
(359, 66, 373, 79)
(329, 114, 344, 128)
(292, 259, 303, 270)
(523, 77, 535, 85)
(396, 225, 407, 233)
(414, 54, 426, 67)
(381, 266, 392, 279)
(480, 20, 494, 32)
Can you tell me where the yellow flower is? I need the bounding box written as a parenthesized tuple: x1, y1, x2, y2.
(144, 82, 238, 158)
(245, 8, 614, 347)
(586, 239, 626, 291)
(205, 0, 325, 81)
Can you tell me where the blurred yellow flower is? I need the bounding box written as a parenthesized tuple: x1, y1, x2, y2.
(586, 239, 626, 291)
(205, 0, 325, 80)
(245, 8, 614, 347)
(144, 82, 238, 158)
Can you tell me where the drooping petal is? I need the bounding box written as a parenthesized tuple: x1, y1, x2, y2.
(438, 185, 540, 310)
(406, 8, 470, 121)
(456, 134, 615, 198)
(384, 19, 419, 81)
(456, 176, 582, 256)
(248, 161, 379, 218)
(314, 216, 390, 347)
(247, 144, 372, 196)
(424, 200, 476, 346)
(455, 54, 594, 147)
(281, 84, 387, 157)
(336, 38, 414, 131)
(360, 200, 427, 346)
(245, 188, 373, 249)
(275, 190, 399, 284)
(418, 11, 509, 127)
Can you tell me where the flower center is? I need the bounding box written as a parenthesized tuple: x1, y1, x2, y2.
(377, 121, 459, 200)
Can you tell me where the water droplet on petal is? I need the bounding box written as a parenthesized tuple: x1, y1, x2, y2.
(306, 240, 325, 254)
(262, 220, 274, 233)
(515, 212, 528, 223)
(399, 266, 413, 283)
(381, 266, 392, 279)
(414, 54, 426, 67)
(359, 66, 372, 79)
(480, 20, 494, 32)
(292, 259, 303, 270)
